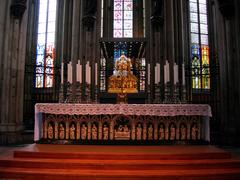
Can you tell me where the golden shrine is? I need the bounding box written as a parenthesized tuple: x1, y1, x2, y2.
(108, 53, 138, 102)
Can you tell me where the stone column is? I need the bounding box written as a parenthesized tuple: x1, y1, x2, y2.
(0, 0, 28, 144)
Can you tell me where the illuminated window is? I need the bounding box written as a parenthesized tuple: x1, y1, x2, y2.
(35, 0, 57, 88)
(101, 0, 104, 37)
(189, 0, 210, 89)
(113, 0, 133, 38)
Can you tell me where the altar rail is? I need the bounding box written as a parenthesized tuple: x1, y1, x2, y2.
(34, 104, 211, 143)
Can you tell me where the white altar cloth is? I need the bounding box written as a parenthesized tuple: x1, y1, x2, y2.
(34, 103, 211, 141)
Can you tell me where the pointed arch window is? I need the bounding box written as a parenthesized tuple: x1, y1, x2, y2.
(35, 0, 57, 88)
(189, 0, 210, 90)
(113, 0, 133, 38)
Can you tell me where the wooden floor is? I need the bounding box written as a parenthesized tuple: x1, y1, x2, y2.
(0, 144, 240, 179)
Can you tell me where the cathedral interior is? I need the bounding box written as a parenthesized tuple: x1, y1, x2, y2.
(0, 0, 240, 147)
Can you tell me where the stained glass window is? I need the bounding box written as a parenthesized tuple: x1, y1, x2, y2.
(113, 0, 133, 38)
(189, 0, 210, 89)
(35, 0, 57, 88)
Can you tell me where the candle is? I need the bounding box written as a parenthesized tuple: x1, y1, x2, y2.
(182, 64, 185, 85)
(95, 63, 98, 86)
(67, 61, 72, 83)
(155, 65, 158, 84)
(155, 63, 160, 84)
(157, 63, 160, 84)
(164, 61, 169, 84)
(148, 64, 150, 85)
(61, 62, 64, 84)
(86, 61, 91, 84)
(174, 63, 179, 84)
(76, 60, 82, 83)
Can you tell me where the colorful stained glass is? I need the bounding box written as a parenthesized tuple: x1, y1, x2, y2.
(113, 0, 133, 38)
(114, 11, 122, 19)
(36, 74, 44, 88)
(124, 2, 132, 10)
(114, 1, 122, 10)
(191, 44, 200, 56)
(124, 30, 132, 37)
(45, 75, 53, 87)
(35, 0, 56, 88)
(124, 20, 132, 29)
(189, 0, 210, 90)
(114, 20, 122, 29)
(124, 11, 132, 19)
(114, 30, 122, 37)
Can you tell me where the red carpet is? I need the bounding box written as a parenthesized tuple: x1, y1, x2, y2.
(0, 144, 240, 179)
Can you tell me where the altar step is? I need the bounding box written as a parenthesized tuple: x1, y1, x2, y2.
(0, 145, 240, 179)
(1, 158, 240, 170)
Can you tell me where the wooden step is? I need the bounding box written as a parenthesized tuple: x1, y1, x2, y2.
(13, 150, 232, 160)
(0, 167, 240, 180)
(1, 158, 240, 170)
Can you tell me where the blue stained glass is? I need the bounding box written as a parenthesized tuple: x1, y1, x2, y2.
(36, 55, 44, 65)
(191, 45, 200, 56)
(37, 44, 45, 54)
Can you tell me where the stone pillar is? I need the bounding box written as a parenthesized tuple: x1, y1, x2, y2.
(0, 0, 28, 144)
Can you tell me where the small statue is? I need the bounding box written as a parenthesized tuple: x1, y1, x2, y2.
(169, 124, 176, 140)
(81, 124, 87, 140)
(123, 124, 129, 132)
(148, 124, 153, 140)
(136, 123, 142, 140)
(103, 124, 109, 140)
(59, 123, 65, 139)
(191, 124, 199, 140)
(91, 123, 98, 140)
(159, 124, 165, 140)
(69, 124, 76, 140)
(47, 123, 54, 139)
(117, 125, 123, 132)
(180, 124, 187, 140)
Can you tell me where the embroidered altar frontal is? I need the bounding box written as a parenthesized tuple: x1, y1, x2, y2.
(35, 104, 211, 144)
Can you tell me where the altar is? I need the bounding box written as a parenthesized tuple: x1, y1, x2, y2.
(34, 103, 211, 144)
